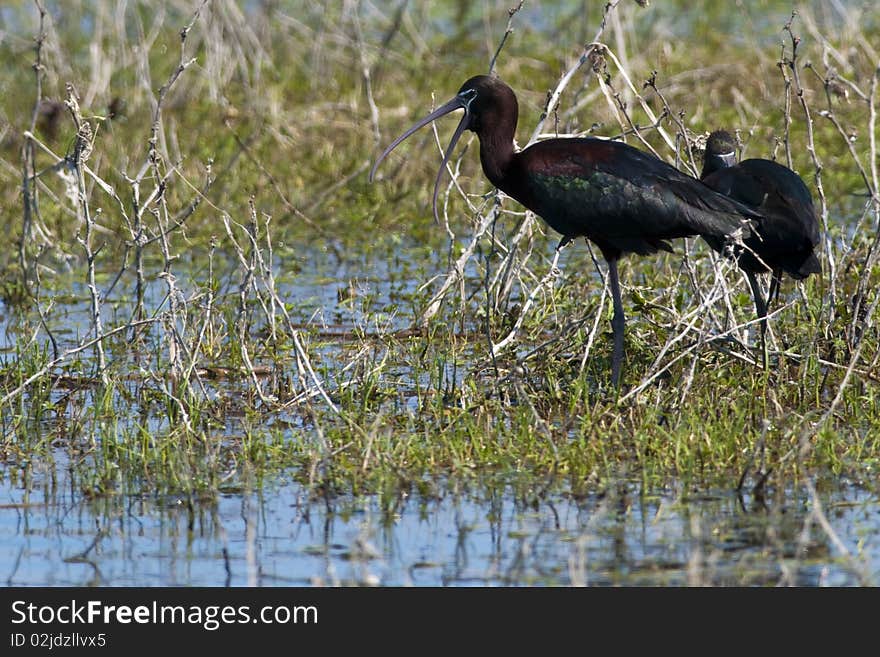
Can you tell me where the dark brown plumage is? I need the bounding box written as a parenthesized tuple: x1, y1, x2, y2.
(371, 76, 759, 384)
(701, 130, 821, 334)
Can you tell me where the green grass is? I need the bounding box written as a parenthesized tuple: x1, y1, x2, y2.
(0, 0, 878, 514)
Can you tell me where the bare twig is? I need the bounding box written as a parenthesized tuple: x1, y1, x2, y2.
(488, 1, 524, 75)
(20, 0, 51, 287)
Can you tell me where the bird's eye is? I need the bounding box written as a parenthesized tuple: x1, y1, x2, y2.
(459, 89, 477, 103)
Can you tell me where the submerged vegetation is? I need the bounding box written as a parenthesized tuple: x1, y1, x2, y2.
(0, 1, 878, 584)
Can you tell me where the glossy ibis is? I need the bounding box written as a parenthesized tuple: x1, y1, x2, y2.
(370, 75, 758, 385)
(700, 130, 820, 337)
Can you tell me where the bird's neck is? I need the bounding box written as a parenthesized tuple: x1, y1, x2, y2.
(701, 151, 737, 178)
(476, 119, 517, 189)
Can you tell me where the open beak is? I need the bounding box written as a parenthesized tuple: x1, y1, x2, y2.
(369, 94, 471, 223)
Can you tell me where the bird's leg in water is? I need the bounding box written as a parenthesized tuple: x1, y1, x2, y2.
(607, 258, 625, 387)
(746, 270, 769, 369)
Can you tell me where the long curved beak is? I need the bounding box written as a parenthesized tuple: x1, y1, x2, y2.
(369, 95, 471, 223)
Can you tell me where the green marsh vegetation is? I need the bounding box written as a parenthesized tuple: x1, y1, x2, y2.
(0, 1, 878, 582)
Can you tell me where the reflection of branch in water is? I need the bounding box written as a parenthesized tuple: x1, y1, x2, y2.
(446, 504, 471, 586)
(799, 479, 871, 586)
(501, 535, 530, 584)
(63, 529, 108, 585)
(5, 546, 25, 586)
(64, 529, 106, 562)
(222, 547, 232, 587)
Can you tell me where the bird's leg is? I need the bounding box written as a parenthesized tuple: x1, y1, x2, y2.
(745, 270, 769, 369)
(768, 269, 783, 307)
(607, 258, 625, 387)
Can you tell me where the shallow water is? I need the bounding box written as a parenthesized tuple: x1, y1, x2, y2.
(1, 462, 876, 586)
(1, 235, 877, 587)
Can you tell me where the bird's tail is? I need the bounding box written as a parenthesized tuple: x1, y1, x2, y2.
(795, 251, 822, 278)
(665, 178, 760, 244)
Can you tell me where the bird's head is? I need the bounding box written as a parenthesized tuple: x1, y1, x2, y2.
(369, 75, 517, 222)
(701, 130, 738, 178)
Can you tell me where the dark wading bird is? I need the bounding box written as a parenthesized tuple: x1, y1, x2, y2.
(700, 130, 821, 337)
(370, 75, 759, 385)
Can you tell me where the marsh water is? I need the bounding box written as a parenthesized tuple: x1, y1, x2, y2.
(2, 463, 877, 586)
(1, 242, 878, 587)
